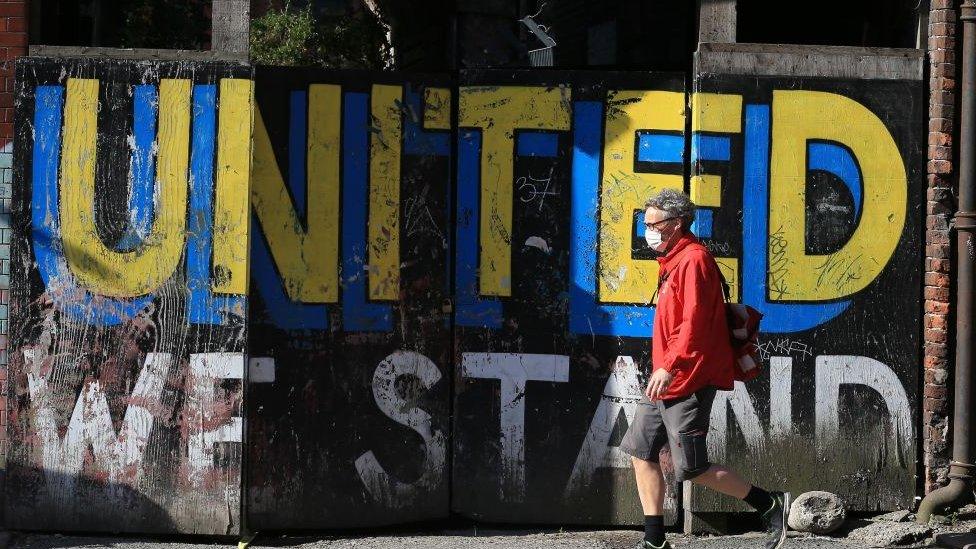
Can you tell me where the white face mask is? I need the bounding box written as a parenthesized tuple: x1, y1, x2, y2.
(644, 228, 665, 251)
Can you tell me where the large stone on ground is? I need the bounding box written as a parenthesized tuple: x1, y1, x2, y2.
(848, 521, 932, 547)
(787, 491, 847, 534)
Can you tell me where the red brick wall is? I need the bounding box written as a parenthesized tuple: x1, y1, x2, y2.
(0, 0, 24, 464)
(924, 0, 958, 493)
(0, 0, 25, 140)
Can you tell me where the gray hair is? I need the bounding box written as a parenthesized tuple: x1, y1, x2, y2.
(645, 188, 696, 229)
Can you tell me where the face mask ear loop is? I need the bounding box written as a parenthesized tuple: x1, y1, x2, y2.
(659, 221, 682, 252)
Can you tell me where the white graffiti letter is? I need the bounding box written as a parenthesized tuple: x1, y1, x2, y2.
(355, 351, 447, 508)
(564, 356, 643, 497)
(815, 355, 913, 467)
(708, 357, 795, 457)
(26, 351, 169, 494)
(462, 352, 570, 502)
(187, 352, 244, 487)
(709, 382, 767, 458)
(769, 356, 793, 439)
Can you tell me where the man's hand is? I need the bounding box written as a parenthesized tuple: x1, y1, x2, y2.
(645, 368, 674, 400)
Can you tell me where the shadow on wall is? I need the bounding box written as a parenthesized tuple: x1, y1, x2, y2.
(4, 468, 176, 534)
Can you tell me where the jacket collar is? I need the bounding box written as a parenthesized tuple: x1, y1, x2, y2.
(657, 232, 699, 270)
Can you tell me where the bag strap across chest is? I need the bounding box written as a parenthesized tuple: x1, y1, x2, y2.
(653, 255, 731, 304)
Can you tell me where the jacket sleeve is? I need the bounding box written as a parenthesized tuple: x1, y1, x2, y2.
(660, 253, 723, 373)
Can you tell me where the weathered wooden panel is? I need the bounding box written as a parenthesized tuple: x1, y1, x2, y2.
(7, 59, 925, 532)
(8, 58, 253, 535)
(687, 74, 924, 512)
(246, 67, 453, 529)
(697, 0, 737, 43)
(452, 70, 685, 525)
(695, 43, 924, 80)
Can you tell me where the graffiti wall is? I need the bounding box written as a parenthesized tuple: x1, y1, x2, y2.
(246, 68, 453, 528)
(8, 59, 924, 533)
(687, 75, 924, 512)
(452, 71, 686, 525)
(451, 70, 923, 523)
(8, 58, 253, 534)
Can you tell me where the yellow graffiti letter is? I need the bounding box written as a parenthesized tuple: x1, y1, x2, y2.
(60, 78, 190, 297)
(769, 90, 907, 300)
(690, 92, 742, 207)
(459, 85, 571, 297)
(212, 78, 254, 296)
(689, 92, 743, 298)
(368, 85, 402, 301)
(599, 90, 684, 304)
(250, 84, 341, 303)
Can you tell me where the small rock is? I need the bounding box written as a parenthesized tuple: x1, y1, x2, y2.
(872, 509, 913, 523)
(788, 491, 847, 534)
(848, 521, 932, 547)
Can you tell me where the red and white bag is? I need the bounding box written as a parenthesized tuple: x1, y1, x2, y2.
(712, 260, 764, 382)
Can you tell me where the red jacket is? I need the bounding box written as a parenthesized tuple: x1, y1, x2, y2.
(653, 233, 735, 399)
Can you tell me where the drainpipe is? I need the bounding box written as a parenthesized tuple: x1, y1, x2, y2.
(917, 0, 976, 525)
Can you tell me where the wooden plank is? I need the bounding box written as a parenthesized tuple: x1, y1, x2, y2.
(7, 57, 253, 535)
(695, 43, 924, 80)
(685, 71, 924, 516)
(245, 67, 453, 529)
(450, 69, 687, 527)
(29, 45, 247, 62)
(697, 0, 736, 43)
(211, 0, 250, 56)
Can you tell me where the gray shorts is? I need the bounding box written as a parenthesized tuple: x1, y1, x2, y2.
(620, 386, 717, 483)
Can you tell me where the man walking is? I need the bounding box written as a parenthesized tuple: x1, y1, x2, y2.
(620, 189, 789, 549)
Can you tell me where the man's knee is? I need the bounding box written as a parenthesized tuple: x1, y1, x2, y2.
(631, 455, 662, 472)
(688, 465, 717, 484)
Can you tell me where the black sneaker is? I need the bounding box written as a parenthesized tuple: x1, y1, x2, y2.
(641, 540, 672, 549)
(762, 491, 790, 549)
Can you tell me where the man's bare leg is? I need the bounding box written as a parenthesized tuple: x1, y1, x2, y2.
(689, 464, 752, 500)
(632, 456, 666, 514)
(632, 456, 667, 547)
(692, 464, 791, 549)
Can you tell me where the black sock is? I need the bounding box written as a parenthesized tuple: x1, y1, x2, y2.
(644, 515, 665, 545)
(743, 486, 774, 513)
